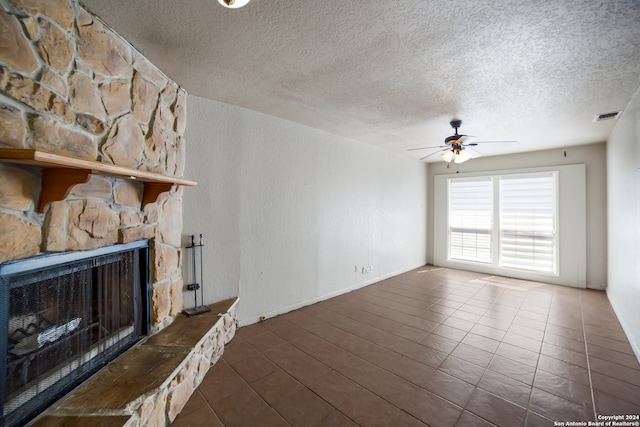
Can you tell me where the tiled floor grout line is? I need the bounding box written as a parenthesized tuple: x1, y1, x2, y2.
(267, 309, 470, 426)
(580, 294, 599, 421)
(279, 309, 451, 400)
(194, 388, 226, 426)
(340, 273, 548, 425)
(440, 274, 561, 425)
(218, 355, 292, 426)
(305, 300, 448, 367)
(347, 293, 445, 326)
(177, 267, 640, 426)
(305, 290, 531, 423)
(222, 336, 355, 427)
(440, 291, 475, 427)
(523, 284, 551, 427)
(256, 319, 433, 427)
(470, 279, 549, 418)
(461, 278, 526, 426)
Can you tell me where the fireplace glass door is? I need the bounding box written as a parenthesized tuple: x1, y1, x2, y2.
(0, 240, 149, 427)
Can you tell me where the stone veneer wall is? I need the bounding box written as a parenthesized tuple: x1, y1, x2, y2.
(0, 0, 187, 329)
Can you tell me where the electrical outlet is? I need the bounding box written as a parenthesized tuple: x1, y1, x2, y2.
(365, 266, 372, 273)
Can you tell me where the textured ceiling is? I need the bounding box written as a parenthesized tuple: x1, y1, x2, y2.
(81, 0, 640, 161)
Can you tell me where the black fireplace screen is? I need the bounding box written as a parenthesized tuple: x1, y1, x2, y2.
(0, 240, 149, 427)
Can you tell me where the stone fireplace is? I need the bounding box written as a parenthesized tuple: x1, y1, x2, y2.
(0, 0, 186, 323)
(0, 240, 149, 427)
(0, 0, 237, 425)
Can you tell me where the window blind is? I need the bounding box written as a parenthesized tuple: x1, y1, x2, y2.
(499, 172, 557, 273)
(448, 177, 493, 263)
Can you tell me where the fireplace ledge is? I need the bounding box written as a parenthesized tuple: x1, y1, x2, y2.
(28, 298, 239, 427)
(0, 148, 197, 212)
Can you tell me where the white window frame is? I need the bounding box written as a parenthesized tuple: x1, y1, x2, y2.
(434, 164, 586, 288)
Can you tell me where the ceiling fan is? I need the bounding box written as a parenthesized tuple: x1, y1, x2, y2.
(408, 119, 518, 163)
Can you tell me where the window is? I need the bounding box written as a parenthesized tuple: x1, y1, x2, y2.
(447, 172, 557, 274)
(434, 164, 585, 287)
(499, 172, 557, 273)
(448, 177, 493, 263)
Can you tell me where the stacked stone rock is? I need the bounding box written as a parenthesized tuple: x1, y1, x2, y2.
(0, 0, 187, 327)
(0, 1, 235, 425)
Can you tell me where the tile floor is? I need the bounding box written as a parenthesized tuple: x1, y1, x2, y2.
(172, 266, 640, 427)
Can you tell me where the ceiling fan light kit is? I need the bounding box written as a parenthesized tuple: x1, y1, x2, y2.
(217, 0, 251, 8)
(410, 119, 518, 164)
(442, 148, 471, 164)
(440, 148, 471, 164)
(441, 150, 455, 163)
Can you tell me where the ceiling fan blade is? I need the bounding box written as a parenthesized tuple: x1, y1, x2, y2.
(407, 145, 448, 151)
(419, 148, 450, 161)
(467, 140, 519, 145)
(457, 135, 477, 142)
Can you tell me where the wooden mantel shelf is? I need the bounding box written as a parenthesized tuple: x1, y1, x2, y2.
(0, 149, 197, 212)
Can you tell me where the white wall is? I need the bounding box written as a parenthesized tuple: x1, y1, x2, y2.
(427, 143, 607, 290)
(607, 88, 640, 359)
(183, 96, 428, 325)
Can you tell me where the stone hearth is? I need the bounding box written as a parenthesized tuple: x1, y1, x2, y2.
(30, 298, 238, 427)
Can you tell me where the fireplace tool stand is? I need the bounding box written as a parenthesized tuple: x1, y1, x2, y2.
(183, 234, 211, 317)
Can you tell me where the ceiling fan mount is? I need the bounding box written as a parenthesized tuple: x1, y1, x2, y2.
(444, 119, 474, 145)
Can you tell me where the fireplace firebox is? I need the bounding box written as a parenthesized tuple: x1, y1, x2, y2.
(0, 240, 149, 427)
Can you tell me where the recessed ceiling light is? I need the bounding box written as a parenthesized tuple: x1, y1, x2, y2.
(593, 111, 623, 122)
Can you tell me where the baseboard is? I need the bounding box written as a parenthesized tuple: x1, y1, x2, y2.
(606, 290, 640, 364)
(237, 262, 426, 327)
